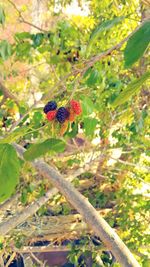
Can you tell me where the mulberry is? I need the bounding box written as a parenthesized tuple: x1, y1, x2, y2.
(56, 107, 69, 123)
(43, 101, 57, 114)
(46, 110, 57, 121)
(70, 100, 82, 115)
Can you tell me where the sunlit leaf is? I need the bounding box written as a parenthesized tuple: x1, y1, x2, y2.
(124, 21, 150, 68)
(89, 16, 125, 43)
(0, 40, 11, 60)
(0, 144, 20, 203)
(0, 7, 5, 25)
(112, 71, 150, 107)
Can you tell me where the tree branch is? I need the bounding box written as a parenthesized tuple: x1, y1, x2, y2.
(14, 246, 70, 253)
(0, 143, 140, 267)
(0, 146, 90, 236)
(33, 160, 140, 267)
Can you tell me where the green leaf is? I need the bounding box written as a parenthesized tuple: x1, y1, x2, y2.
(24, 138, 66, 161)
(83, 118, 98, 137)
(0, 126, 29, 144)
(124, 21, 150, 68)
(0, 144, 20, 203)
(0, 7, 5, 25)
(81, 96, 95, 117)
(16, 42, 31, 57)
(15, 32, 32, 40)
(86, 69, 102, 87)
(32, 33, 45, 47)
(67, 123, 78, 138)
(0, 40, 11, 60)
(89, 16, 125, 43)
(32, 111, 43, 125)
(112, 71, 150, 107)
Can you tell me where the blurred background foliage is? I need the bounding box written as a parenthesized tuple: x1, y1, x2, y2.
(0, 0, 150, 266)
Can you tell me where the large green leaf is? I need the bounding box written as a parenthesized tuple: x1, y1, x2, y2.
(0, 7, 5, 25)
(0, 40, 11, 60)
(112, 71, 150, 107)
(0, 144, 20, 203)
(89, 16, 125, 43)
(124, 21, 150, 68)
(24, 138, 66, 161)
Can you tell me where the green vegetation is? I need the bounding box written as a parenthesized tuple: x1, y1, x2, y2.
(0, 0, 149, 266)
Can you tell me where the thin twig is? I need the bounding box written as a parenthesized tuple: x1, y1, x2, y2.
(7, 0, 48, 33)
(111, 156, 150, 172)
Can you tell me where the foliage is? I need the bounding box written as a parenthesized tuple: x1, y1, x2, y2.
(24, 138, 66, 161)
(0, 0, 150, 266)
(112, 71, 150, 107)
(0, 6, 5, 25)
(0, 143, 20, 202)
(124, 20, 150, 67)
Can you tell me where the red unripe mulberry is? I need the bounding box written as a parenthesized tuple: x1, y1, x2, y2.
(70, 100, 82, 115)
(46, 110, 57, 121)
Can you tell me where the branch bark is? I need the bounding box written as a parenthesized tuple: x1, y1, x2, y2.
(32, 159, 140, 267)
(0, 192, 20, 212)
(0, 143, 140, 267)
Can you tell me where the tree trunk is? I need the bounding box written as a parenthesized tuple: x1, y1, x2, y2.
(31, 0, 48, 32)
(30, 0, 49, 103)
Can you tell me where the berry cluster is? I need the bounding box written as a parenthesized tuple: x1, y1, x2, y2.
(43, 99, 82, 135)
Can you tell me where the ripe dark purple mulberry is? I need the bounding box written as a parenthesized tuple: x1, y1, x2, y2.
(43, 101, 57, 114)
(56, 107, 69, 123)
